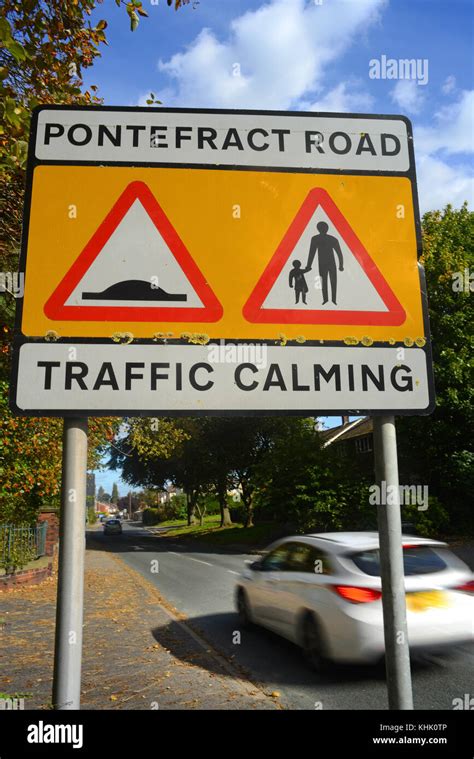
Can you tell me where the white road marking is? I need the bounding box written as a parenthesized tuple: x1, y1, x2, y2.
(227, 570, 239, 576)
(187, 557, 213, 567)
(131, 546, 144, 551)
(169, 551, 181, 556)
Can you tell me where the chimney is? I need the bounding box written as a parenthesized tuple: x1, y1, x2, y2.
(341, 415, 350, 425)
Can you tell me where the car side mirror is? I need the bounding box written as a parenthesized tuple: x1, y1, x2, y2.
(250, 560, 263, 571)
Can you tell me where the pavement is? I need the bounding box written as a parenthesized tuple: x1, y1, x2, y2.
(0, 536, 278, 710)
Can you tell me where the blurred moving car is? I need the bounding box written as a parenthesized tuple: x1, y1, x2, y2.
(103, 518, 122, 535)
(235, 532, 474, 671)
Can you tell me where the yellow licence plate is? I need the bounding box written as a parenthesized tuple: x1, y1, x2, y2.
(406, 590, 449, 612)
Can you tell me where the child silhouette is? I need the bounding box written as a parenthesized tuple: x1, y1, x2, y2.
(289, 260, 310, 304)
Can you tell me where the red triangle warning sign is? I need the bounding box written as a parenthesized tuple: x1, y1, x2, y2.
(243, 188, 406, 326)
(44, 181, 223, 323)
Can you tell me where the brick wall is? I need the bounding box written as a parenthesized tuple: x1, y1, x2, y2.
(37, 509, 60, 557)
(0, 564, 53, 591)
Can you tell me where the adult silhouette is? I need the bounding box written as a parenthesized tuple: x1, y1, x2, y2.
(306, 221, 344, 305)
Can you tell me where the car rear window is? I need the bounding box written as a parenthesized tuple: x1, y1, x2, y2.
(350, 546, 447, 576)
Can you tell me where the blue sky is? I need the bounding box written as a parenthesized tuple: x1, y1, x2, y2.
(84, 0, 473, 212)
(90, 0, 473, 494)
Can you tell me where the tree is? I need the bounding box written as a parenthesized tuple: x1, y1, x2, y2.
(0, 0, 185, 524)
(397, 204, 473, 532)
(108, 416, 364, 532)
(1, 0, 186, 354)
(97, 485, 106, 502)
(111, 482, 119, 504)
(253, 417, 372, 532)
(199, 419, 235, 527)
(228, 418, 295, 528)
(108, 418, 212, 525)
(0, 380, 116, 524)
(136, 488, 161, 508)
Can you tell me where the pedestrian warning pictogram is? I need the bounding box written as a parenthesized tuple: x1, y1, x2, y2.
(243, 188, 406, 326)
(44, 181, 223, 323)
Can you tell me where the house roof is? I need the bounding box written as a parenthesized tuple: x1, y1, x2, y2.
(320, 416, 373, 447)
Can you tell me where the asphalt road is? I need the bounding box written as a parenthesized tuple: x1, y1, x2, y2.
(88, 522, 474, 710)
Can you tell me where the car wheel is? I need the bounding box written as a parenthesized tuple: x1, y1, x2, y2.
(236, 588, 253, 629)
(302, 614, 330, 673)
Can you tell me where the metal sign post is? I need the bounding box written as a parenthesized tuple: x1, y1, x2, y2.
(52, 418, 88, 710)
(373, 415, 413, 710)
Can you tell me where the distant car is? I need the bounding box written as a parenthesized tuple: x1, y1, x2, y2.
(103, 518, 122, 535)
(235, 532, 474, 671)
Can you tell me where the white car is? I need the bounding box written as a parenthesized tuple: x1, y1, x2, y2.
(235, 532, 474, 670)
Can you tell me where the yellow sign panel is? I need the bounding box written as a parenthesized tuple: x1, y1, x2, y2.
(22, 165, 424, 342)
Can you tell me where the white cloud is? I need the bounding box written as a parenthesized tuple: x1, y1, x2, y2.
(306, 82, 374, 112)
(390, 79, 425, 114)
(137, 0, 471, 214)
(414, 90, 474, 212)
(416, 90, 474, 156)
(155, 0, 386, 109)
(441, 75, 456, 95)
(416, 154, 473, 212)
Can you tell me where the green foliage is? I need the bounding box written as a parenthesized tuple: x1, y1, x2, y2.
(142, 495, 187, 524)
(169, 494, 188, 520)
(0, 379, 117, 524)
(0, 524, 37, 573)
(96, 486, 112, 503)
(142, 507, 161, 526)
(129, 419, 191, 460)
(0, 494, 41, 527)
(254, 423, 372, 532)
(0, 0, 190, 525)
(111, 483, 119, 504)
(203, 496, 221, 516)
(398, 204, 474, 533)
(400, 496, 449, 538)
(87, 507, 97, 525)
(157, 496, 188, 522)
(136, 487, 160, 508)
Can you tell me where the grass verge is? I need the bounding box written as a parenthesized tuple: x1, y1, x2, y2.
(148, 516, 280, 548)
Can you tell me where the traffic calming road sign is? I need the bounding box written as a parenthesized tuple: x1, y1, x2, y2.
(11, 106, 434, 416)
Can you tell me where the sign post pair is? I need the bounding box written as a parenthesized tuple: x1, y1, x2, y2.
(11, 106, 434, 712)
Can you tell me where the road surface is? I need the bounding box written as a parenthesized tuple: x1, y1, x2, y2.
(88, 522, 474, 710)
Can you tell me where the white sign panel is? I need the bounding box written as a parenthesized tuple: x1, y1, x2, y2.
(13, 343, 431, 415)
(35, 107, 411, 172)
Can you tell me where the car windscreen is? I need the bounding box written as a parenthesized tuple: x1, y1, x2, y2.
(350, 546, 447, 576)
(106, 520, 119, 525)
